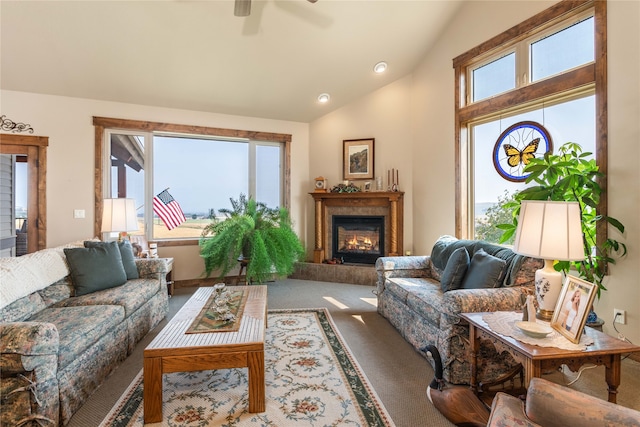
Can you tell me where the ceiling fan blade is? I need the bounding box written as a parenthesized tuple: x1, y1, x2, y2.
(234, 0, 251, 17)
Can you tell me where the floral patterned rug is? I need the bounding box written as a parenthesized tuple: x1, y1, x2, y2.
(100, 308, 395, 427)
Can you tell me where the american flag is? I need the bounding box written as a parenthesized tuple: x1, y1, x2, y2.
(152, 189, 186, 230)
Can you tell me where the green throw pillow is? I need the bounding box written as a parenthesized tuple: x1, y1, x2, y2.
(64, 241, 127, 296)
(440, 247, 470, 292)
(85, 240, 139, 280)
(460, 248, 507, 289)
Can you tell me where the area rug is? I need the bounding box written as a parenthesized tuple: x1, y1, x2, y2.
(100, 308, 395, 427)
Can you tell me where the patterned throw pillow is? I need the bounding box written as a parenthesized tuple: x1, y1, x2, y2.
(440, 247, 470, 292)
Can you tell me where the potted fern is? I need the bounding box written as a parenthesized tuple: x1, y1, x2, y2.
(498, 142, 627, 300)
(199, 194, 305, 284)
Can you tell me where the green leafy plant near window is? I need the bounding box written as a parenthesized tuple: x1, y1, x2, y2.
(199, 194, 305, 284)
(497, 142, 626, 297)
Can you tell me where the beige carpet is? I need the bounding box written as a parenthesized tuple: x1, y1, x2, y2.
(68, 279, 640, 427)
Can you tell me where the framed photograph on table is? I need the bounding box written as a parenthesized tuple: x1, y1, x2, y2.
(343, 138, 374, 180)
(551, 275, 597, 343)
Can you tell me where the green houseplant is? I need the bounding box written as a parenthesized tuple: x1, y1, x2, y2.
(498, 142, 627, 298)
(199, 194, 305, 284)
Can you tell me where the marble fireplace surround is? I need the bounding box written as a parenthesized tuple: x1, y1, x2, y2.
(310, 191, 404, 264)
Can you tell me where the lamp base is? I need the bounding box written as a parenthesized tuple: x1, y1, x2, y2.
(535, 260, 563, 321)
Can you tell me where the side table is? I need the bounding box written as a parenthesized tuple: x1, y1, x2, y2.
(159, 257, 174, 296)
(460, 312, 640, 403)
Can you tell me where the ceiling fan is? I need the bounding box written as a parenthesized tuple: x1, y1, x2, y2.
(235, 0, 318, 17)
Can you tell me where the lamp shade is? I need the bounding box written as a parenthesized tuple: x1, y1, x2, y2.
(513, 200, 584, 261)
(101, 198, 139, 233)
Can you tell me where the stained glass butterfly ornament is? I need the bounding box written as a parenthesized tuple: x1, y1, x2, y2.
(492, 121, 553, 182)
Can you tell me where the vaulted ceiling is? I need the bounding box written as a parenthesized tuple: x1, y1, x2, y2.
(1, 1, 462, 123)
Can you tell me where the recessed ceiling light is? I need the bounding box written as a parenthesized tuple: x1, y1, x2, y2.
(318, 93, 330, 103)
(373, 61, 388, 73)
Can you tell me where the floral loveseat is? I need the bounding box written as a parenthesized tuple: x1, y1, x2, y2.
(0, 240, 169, 426)
(375, 235, 542, 385)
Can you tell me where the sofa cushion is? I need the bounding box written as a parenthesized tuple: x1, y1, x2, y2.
(385, 277, 444, 327)
(84, 240, 139, 280)
(28, 305, 125, 369)
(55, 278, 162, 317)
(440, 247, 470, 292)
(460, 249, 506, 289)
(64, 242, 127, 296)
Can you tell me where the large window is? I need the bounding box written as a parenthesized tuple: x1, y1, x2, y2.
(94, 117, 291, 244)
(453, 1, 606, 244)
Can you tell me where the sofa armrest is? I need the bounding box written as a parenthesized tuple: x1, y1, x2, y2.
(444, 286, 531, 317)
(525, 377, 640, 427)
(375, 256, 432, 294)
(0, 322, 59, 375)
(488, 392, 541, 427)
(135, 258, 168, 280)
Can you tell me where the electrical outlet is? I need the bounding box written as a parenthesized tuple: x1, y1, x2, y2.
(614, 308, 626, 325)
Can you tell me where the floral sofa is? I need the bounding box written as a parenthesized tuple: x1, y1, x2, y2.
(0, 240, 169, 426)
(375, 235, 543, 385)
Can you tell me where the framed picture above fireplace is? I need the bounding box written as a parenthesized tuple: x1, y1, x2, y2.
(343, 138, 374, 180)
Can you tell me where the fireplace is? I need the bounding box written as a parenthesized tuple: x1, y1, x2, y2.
(332, 216, 384, 264)
(310, 191, 404, 264)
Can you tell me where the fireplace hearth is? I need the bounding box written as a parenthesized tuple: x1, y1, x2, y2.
(332, 216, 384, 264)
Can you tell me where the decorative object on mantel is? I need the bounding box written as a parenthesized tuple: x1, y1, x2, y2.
(387, 168, 399, 191)
(330, 182, 361, 193)
(314, 176, 327, 192)
(343, 138, 374, 180)
(0, 115, 34, 133)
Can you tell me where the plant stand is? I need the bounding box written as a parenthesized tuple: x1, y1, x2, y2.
(235, 257, 251, 285)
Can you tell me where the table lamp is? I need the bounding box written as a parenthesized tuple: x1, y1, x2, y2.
(101, 198, 139, 242)
(512, 200, 584, 320)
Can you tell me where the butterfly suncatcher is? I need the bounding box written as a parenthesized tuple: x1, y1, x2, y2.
(492, 121, 553, 182)
(503, 138, 539, 167)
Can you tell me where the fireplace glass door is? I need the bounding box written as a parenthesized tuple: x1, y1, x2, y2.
(332, 216, 384, 264)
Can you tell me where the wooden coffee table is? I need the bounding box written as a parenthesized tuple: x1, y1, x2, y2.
(143, 285, 267, 423)
(461, 312, 640, 403)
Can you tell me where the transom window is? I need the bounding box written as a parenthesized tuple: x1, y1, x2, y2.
(453, 1, 606, 244)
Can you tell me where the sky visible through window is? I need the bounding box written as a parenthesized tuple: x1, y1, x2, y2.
(473, 94, 595, 216)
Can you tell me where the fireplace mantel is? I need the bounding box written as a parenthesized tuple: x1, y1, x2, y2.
(310, 191, 404, 263)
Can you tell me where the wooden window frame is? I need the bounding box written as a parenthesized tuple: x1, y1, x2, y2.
(93, 116, 292, 247)
(0, 134, 48, 252)
(453, 0, 606, 244)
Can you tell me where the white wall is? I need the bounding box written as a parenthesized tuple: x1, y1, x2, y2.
(309, 75, 415, 256)
(311, 0, 640, 343)
(0, 90, 310, 281)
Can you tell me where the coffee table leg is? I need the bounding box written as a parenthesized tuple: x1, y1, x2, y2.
(143, 357, 163, 423)
(248, 350, 265, 412)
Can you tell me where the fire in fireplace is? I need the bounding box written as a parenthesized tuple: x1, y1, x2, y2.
(332, 215, 385, 264)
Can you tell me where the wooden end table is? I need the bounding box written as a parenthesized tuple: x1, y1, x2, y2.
(461, 312, 640, 403)
(143, 285, 267, 423)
